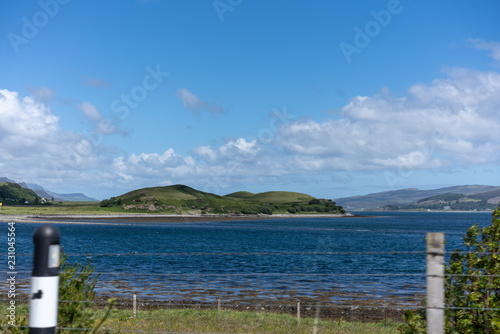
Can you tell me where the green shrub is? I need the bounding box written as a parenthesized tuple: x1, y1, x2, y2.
(444, 207, 500, 333)
(399, 205, 500, 333)
(241, 206, 260, 215)
(99, 197, 122, 207)
(259, 204, 274, 215)
(58, 249, 115, 333)
(0, 250, 114, 333)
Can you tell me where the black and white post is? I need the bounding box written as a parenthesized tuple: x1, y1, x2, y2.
(29, 225, 60, 334)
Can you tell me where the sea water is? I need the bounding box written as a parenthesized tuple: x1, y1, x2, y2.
(3, 211, 493, 305)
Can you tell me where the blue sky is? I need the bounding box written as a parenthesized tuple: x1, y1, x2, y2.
(1, 0, 500, 200)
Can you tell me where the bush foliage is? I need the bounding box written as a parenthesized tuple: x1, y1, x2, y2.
(99, 196, 122, 207)
(1, 250, 114, 333)
(58, 250, 115, 332)
(399, 205, 500, 333)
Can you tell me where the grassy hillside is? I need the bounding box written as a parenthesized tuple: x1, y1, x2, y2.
(225, 191, 314, 203)
(120, 184, 220, 202)
(0, 182, 44, 205)
(470, 188, 500, 204)
(225, 191, 255, 200)
(416, 193, 465, 203)
(99, 185, 346, 215)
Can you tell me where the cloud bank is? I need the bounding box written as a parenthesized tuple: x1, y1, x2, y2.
(0, 89, 105, 185)
(1, 65, 499, 197)
(113, 68, 500, 193)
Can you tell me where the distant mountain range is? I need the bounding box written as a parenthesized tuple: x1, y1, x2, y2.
(334, 185, 500, 211)
(2, 176, 499, 211)
(0, 177, 97, 201)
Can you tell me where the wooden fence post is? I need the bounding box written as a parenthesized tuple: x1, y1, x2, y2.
(426, 232, 445, 334)
(217, 299, 221, 321)
(133, 294, 137, 319)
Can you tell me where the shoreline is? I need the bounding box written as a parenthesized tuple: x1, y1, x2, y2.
(0, 212, 360, 224)
(357, 209, 493, 214)
(6, 277, 419, 322)
(5, 291, 412, 322)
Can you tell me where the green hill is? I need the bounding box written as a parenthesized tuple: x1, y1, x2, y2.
(100, 184, 346, 215)
(416, 193, 465, 203)
(224, 191, 256, 200)
(225, 191, 314, 203)
(0, 182, 43, 205)
(120, 184, 219, 202)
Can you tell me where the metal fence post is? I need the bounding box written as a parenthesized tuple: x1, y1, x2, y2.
(29, 225, 60, 334)
(426, 232, 444, 334)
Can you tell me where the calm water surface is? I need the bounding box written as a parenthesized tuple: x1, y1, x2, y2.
(3, 211, 493, 305)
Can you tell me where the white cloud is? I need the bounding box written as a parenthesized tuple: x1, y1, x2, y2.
(78, 101, 125, 135)
(112, 149, 195, 183)
(174, 88, 224, 116)
(0, 89, 59, 139)
(467, 38, 500, 62)
(218, 138, 259, 160)
(82, 75, 112, 89)
(177, 68, 500, 180)
(2, 65, 500, 199)
(79, 102, 103, 121)
(274, 68, 500, 171)
(113, 68, 500, 194)
(111, 139, 271, 194)
(0, 89, 112, 194)
(192, 138, 261, 171)
(26, 86, 56, 104)
(192, 145, 217, 163)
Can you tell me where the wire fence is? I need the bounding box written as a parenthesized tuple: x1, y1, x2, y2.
(3, 243, 499, 332)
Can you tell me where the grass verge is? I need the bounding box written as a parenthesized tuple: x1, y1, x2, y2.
(0, 202, 103, 215)
(1, 303, 401, 333)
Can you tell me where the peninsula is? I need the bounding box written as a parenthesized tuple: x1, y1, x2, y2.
(0, 184, 349, 221)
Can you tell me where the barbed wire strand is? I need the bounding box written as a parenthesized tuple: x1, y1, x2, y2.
(9, 270, 500, 278)
(0, 326, 245, 334)
(4, 249, 499, 333)
(2, 303, 500, 334)
(5, 270, 428, 277)
(7, 250, 500, 256)
(0, 250, 428, 256)
(0, 298, 424, 309)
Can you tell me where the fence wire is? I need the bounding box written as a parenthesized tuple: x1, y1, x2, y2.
(3, 250, 499, 333)
(1, 250, 427, 256)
